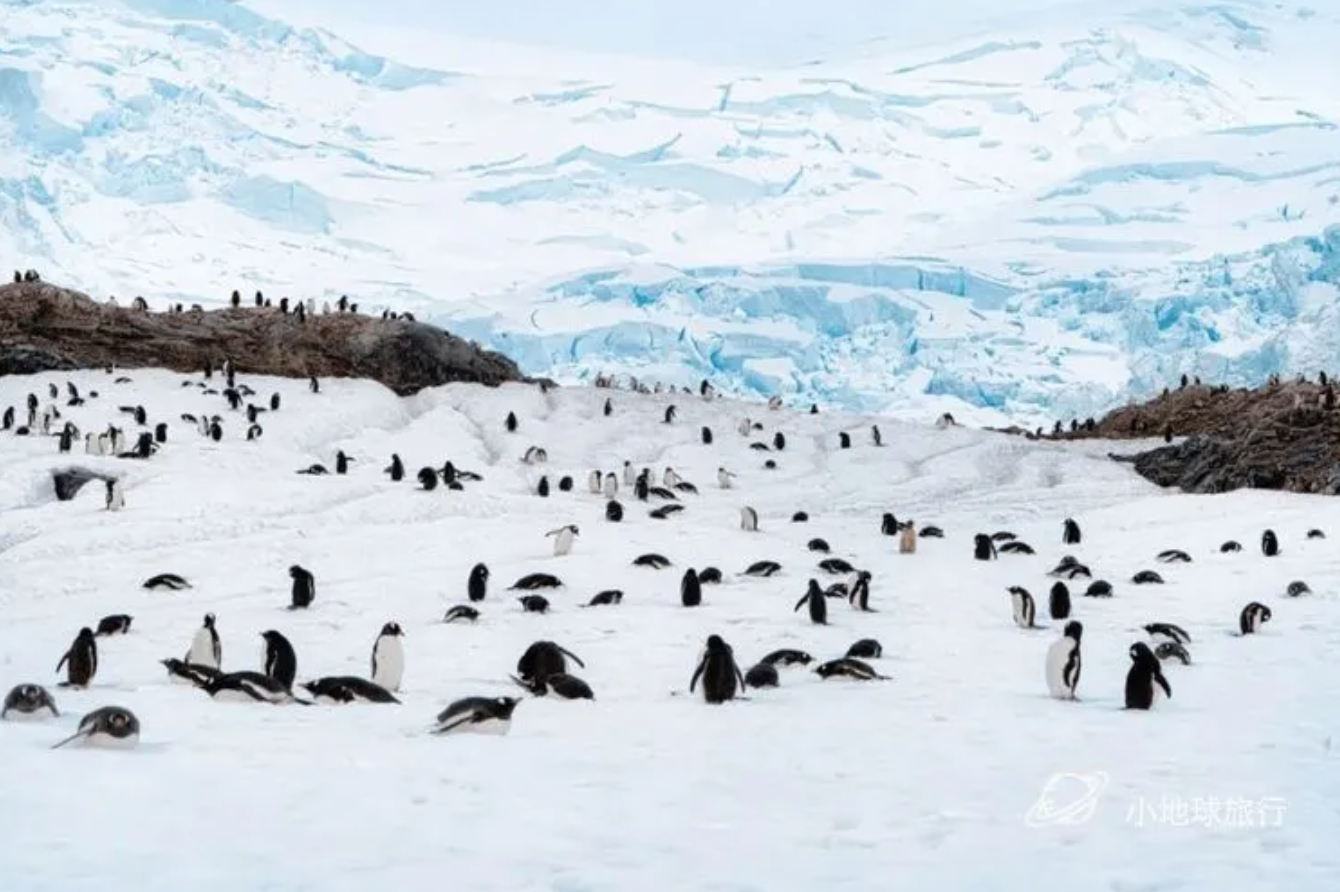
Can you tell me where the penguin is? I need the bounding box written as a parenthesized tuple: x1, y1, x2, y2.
(1238, 602, 1272, 635)
(522, 446, 548, 465)
(663, 405, 676, 424)
(335, 451, 353, 475)
(605, 500, 624, 522)
(1261, 530, 1279, 557)
(270, 393, 281, 411)
(744, 663, 779, 689)
(681, 568, 702, 607)
(205, 671, 307, 704)
(698, 567, 723, 584)
(586, 469, 601, 494)
(385, 454, 405, 481)
(1155, 641, 1192, 666)
(818, 558, 855, 574)
(623, 460, 635, 486)
(689, 635, 747, 704)
(794, 579, 828, 625)
(160, 658, 222, 688)
(1009, 586, 1037, 629)
(505, 411, 518, 433)
(1048, 581, 1071, 620)
(848, 570, 874, 612)
(773, 431, 786, 451)
(740, 506, 759, 532)
(371, 622, 405, 692)
(1144, 623, 1191, 647)
(509, 572, 563, 590)
(51, 706, 140, 750)
(1045, 621, 1083, 700)
(898, 522, 917, 554)
(1, 684, 59, 720)
(743, 560, 782, 577)
(518, 595, 550, 613)
(154, 422, 167, 443)
(701, 425, 713, 444)
(1124, 642, 1171, 710)
(846, 638, 882, 659)
(536, 476, 550, 497)
(973, 534, 996, 560)
(94, 614, 133, 636)
(600, 472, 620, 498)
(839, 431, 851, 449)
(603, 398, 613, 417)
(547, 524, 579, 557)
(633, 554, 672, 569)
(737, 417, 752, 436)
(143, 572, 190, 590)
(760, 648, 812, 667)
(1085, 580, 1113, 597)
(186, 613, 222, 669)
(56, 628, 98, 688)
(1156, 549, 1192, 564)
(105, 479, 124, 511)
(808, 537, 831, 553)
(1286, 580, 1311, 597)
(515, 641, 584, 685)
(813, 657, 888, 681)
(717, 468, 735, 489)
(586, 589, 623, 607)
(289, 565, 316, 609)
(304, 673, 401, 704)
(261, 630, 298, 689)
(515, 672, 595, 701)
(881, 513, 899, 536)
(443, 605, 480, 623)
(871, 424, 883, 446)
(431, 696, 520, 735)
(417, 467, 438, 490)
(467, 562, 489, 602)
(1131, 570, 1164, 585)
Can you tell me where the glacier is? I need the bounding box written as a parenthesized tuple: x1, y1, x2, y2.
(2, 0, 1340, 425)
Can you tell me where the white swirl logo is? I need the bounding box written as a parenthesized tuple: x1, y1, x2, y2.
(1024, 771, 1110, 827)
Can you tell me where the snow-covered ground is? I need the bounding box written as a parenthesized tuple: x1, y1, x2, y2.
(3, 0, 1340, 423)
(1, 368, 1337, 891)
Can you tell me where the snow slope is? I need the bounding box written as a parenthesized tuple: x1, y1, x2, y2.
(3, 0, 1340, 423)
(1, 368, 1338, 891)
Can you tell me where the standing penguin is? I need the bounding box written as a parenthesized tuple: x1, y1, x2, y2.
(603, 398, 612, 417)
(681, 568, 703, 607)
(371, 622, 405, 692)
(898, 522, 917, 554)
(547, 524, 579, 557)
(335, 451, 352, 475)
(602, 472, 618, 498)
(186, 613, 222, 669)
(261, 630, 298, 689)
(1045, 621, 1083, 700)
(105, 479, 124, 512)
(1261, 530, 1279, 557)
(56, 628, 98, 688)
(740, 506, 759, 532)
(1048, 581, 1071, 620)
(794, 579, 828, 625)
(288, 565, 316, 610)
(688, 635, 747, 704)
(973, 534, 997, 561)
(623, 460, 635, 487)
(848, 570, 874, 612)
(467, 562, 489, 602)
(718, 468, 735, 489)
(1062, 518, 1082, 545)
(505, 411, 518, 433)
(1009, 586, 1037, 629)
(385, 454, 405, 482)
(1124, 642, 1171, 710)
(1238, 602, 1272, 635)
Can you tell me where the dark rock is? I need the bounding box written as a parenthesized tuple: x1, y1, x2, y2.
(0, 281, 541, 396)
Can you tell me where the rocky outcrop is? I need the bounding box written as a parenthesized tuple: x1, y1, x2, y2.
(1065, 379, 1340, 495)
(0, 281, 534, 395)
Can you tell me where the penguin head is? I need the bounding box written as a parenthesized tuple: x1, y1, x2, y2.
(1129, 642, 1156, 664)
(1064, 621, 1083, 641)
(203, 613, 216, 628)
(492, 696, 521, 718)
(77, 627, 95, 640)
(380, 622, 403, 638)
(569, 525, 580, 536)
(705, 634, 727, 653)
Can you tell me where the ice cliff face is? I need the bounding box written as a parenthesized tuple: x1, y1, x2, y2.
(3, 0, 1338, 424)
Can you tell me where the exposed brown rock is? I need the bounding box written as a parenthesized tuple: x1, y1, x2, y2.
(0, 281, 537, 395)
(1058, 379, 1340, 495)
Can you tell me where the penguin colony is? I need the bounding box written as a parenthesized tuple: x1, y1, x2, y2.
(0, 363, 1328, 753)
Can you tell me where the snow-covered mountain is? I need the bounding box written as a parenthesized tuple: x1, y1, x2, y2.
(3, 0, 1339, 424)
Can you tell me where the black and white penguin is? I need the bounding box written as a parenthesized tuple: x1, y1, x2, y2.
(973, 534, 997, 561)
(94, 614, 133, 636)
(1061, 518, 1081, 544)
(1009, 586, 1037, 629)
(743, 560, 782, 577)
(371, 622, 405, 692)
(848, 570, 874, 612)
(443, 605, 480, 623)
(871, 424, 882, 446)
(261, 630, 298, 689)
(744, 662, 779, 688)
(717, 467, 735, 489)
(505, 411, 518, 433)
(1156, 549, 1192, 564)
(288, 565, 316, 609)
(303, 676, 400, 705)
(1048, 582, 1071, 620)
(740, 506, 759, 532)
(56, 628, 98, 688)
(51, 706, 140, 750)
(846, 638, 882, 659)
(467, 562, 489, 602)
(601, 471, 619, 499)
(633, 553, 672, 569)
(1238, 602, 1272, 635)
(818, 557, 855, 574)
(1131, 570, 1164, 585)
(516, 672, 595, 700)
(536, 476, 550, 497)
(205, 671, 307, 704)
(839, 431, 851, 449)
(161, 658, 221, 688)
(1261, 530, 1279, 557)
(1124, 642, 1171, 710)
(1286, 580, 1311, 597)
(509, 572, 563, 590)
(105, 479, 124, 512)
(385, 454, 405, 482)
(880, 513, 898, 536)
(431, 696, 520, 735)
(186, 613, 222, 670)
(689, 635, 747, 704)
(701, 425, 713, 444)
(681, 568, 703, 607)
(760, 648, 812, 667)
(813, 657, 888, 681)
(773, 431, 786, 451)
(1, 684, 59, 720)
(417, 467, 438, 490)
(547, 524, 579, 557)
(335, 451, 353, 475)
(663, 405, 676, 424)
(1045, 621, 1083, 700)
(515, 641, 585, 686)
(1219, 540, 1242, 553)
(698, 567, 723, 584)
(795, 579, 829, 625)
(1144, 623, 1191, 647)
(604, 499, 623, 522)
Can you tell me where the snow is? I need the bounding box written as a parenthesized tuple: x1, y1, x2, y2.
(4, 0, 1340, 421)
(2, 368, 1339, 891)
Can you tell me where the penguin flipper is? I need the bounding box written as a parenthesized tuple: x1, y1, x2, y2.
(55, 651, 70, 673)
(1156, 675, 1172, 699)
(793, 594, 807, 613)
(688, 659, 706, 694)
(50, 728, 90, 750)
(557, 646, 586, 669)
